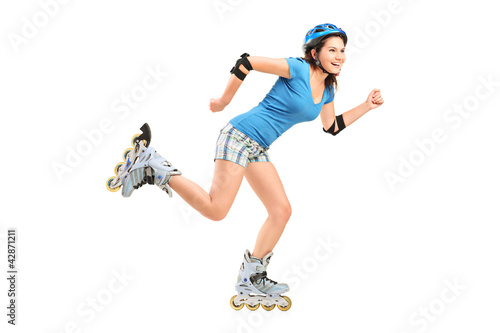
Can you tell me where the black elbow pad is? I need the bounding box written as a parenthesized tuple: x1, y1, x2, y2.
(323, 114, 346, 136)
(230, 53, 253, 81)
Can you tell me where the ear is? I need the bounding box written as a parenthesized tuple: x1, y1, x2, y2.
(311, 48, 317, 60)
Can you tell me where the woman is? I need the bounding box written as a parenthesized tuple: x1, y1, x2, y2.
(108, 23, 384, 311)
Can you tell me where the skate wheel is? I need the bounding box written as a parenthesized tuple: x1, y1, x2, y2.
(114, 162, 124, 176)
(262, 304, 276, 311)
(277, 296, 292, 311)
(230, 295, 244, 311)
(122, 148, 132, 162)
(246, 303, 260, 311)
(106, 177, 120, 192)
(131, 134, 148, 148)
(131, 133, 141, 146)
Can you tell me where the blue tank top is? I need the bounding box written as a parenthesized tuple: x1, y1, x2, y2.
(229, 57, 334, 148)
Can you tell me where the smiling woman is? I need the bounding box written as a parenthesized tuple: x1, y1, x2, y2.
(106, 23, 384, 312)
(302, 23, 348, 91)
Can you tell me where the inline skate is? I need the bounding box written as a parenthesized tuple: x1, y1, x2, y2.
(230, 250, 292, 311)
(106, 123, 181, 197)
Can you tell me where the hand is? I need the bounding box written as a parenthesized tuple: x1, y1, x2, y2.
(366, 89, 384, 110)
(209, 97, 228, 113)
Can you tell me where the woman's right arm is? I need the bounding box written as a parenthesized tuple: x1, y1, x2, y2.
(210, 74, 244, 112)
(246, 56, 291, 79)
(210, 56, 290, 112)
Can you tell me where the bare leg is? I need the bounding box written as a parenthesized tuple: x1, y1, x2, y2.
(244, 162, 292, 259)
(169, 159, 245, 221)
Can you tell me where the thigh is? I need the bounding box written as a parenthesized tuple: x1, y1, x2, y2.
(209, 159, 246, 214)
(244, 162, 290, 213)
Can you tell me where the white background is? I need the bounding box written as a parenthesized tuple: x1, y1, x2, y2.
(1, 0, 499, 332)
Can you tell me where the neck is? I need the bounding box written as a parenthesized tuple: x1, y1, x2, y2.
(310, 65, 329, 84)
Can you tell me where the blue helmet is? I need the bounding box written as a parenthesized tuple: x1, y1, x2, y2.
(303, 23, 347, 53)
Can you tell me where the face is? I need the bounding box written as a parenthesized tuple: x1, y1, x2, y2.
(313, 36, 346, 75)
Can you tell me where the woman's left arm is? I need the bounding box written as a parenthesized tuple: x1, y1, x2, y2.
(320, 88, 384, 135)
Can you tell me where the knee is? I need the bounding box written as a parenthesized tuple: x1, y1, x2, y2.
(205, 208, 229, 222)
(269, 202, 292, 225)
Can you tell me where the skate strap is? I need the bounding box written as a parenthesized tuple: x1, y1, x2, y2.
(251, 272, 277, 286)
(255, 265, 266, 273)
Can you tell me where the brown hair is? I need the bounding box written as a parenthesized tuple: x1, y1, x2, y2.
(302, 34, 346, 92)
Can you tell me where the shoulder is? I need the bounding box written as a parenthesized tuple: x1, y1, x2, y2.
(325, 85, 335, 104)
(285, 57, 308, 79)
(285, 57, 307, 65)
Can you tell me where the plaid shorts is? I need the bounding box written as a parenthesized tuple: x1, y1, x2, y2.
(214, 123, 270, 168)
